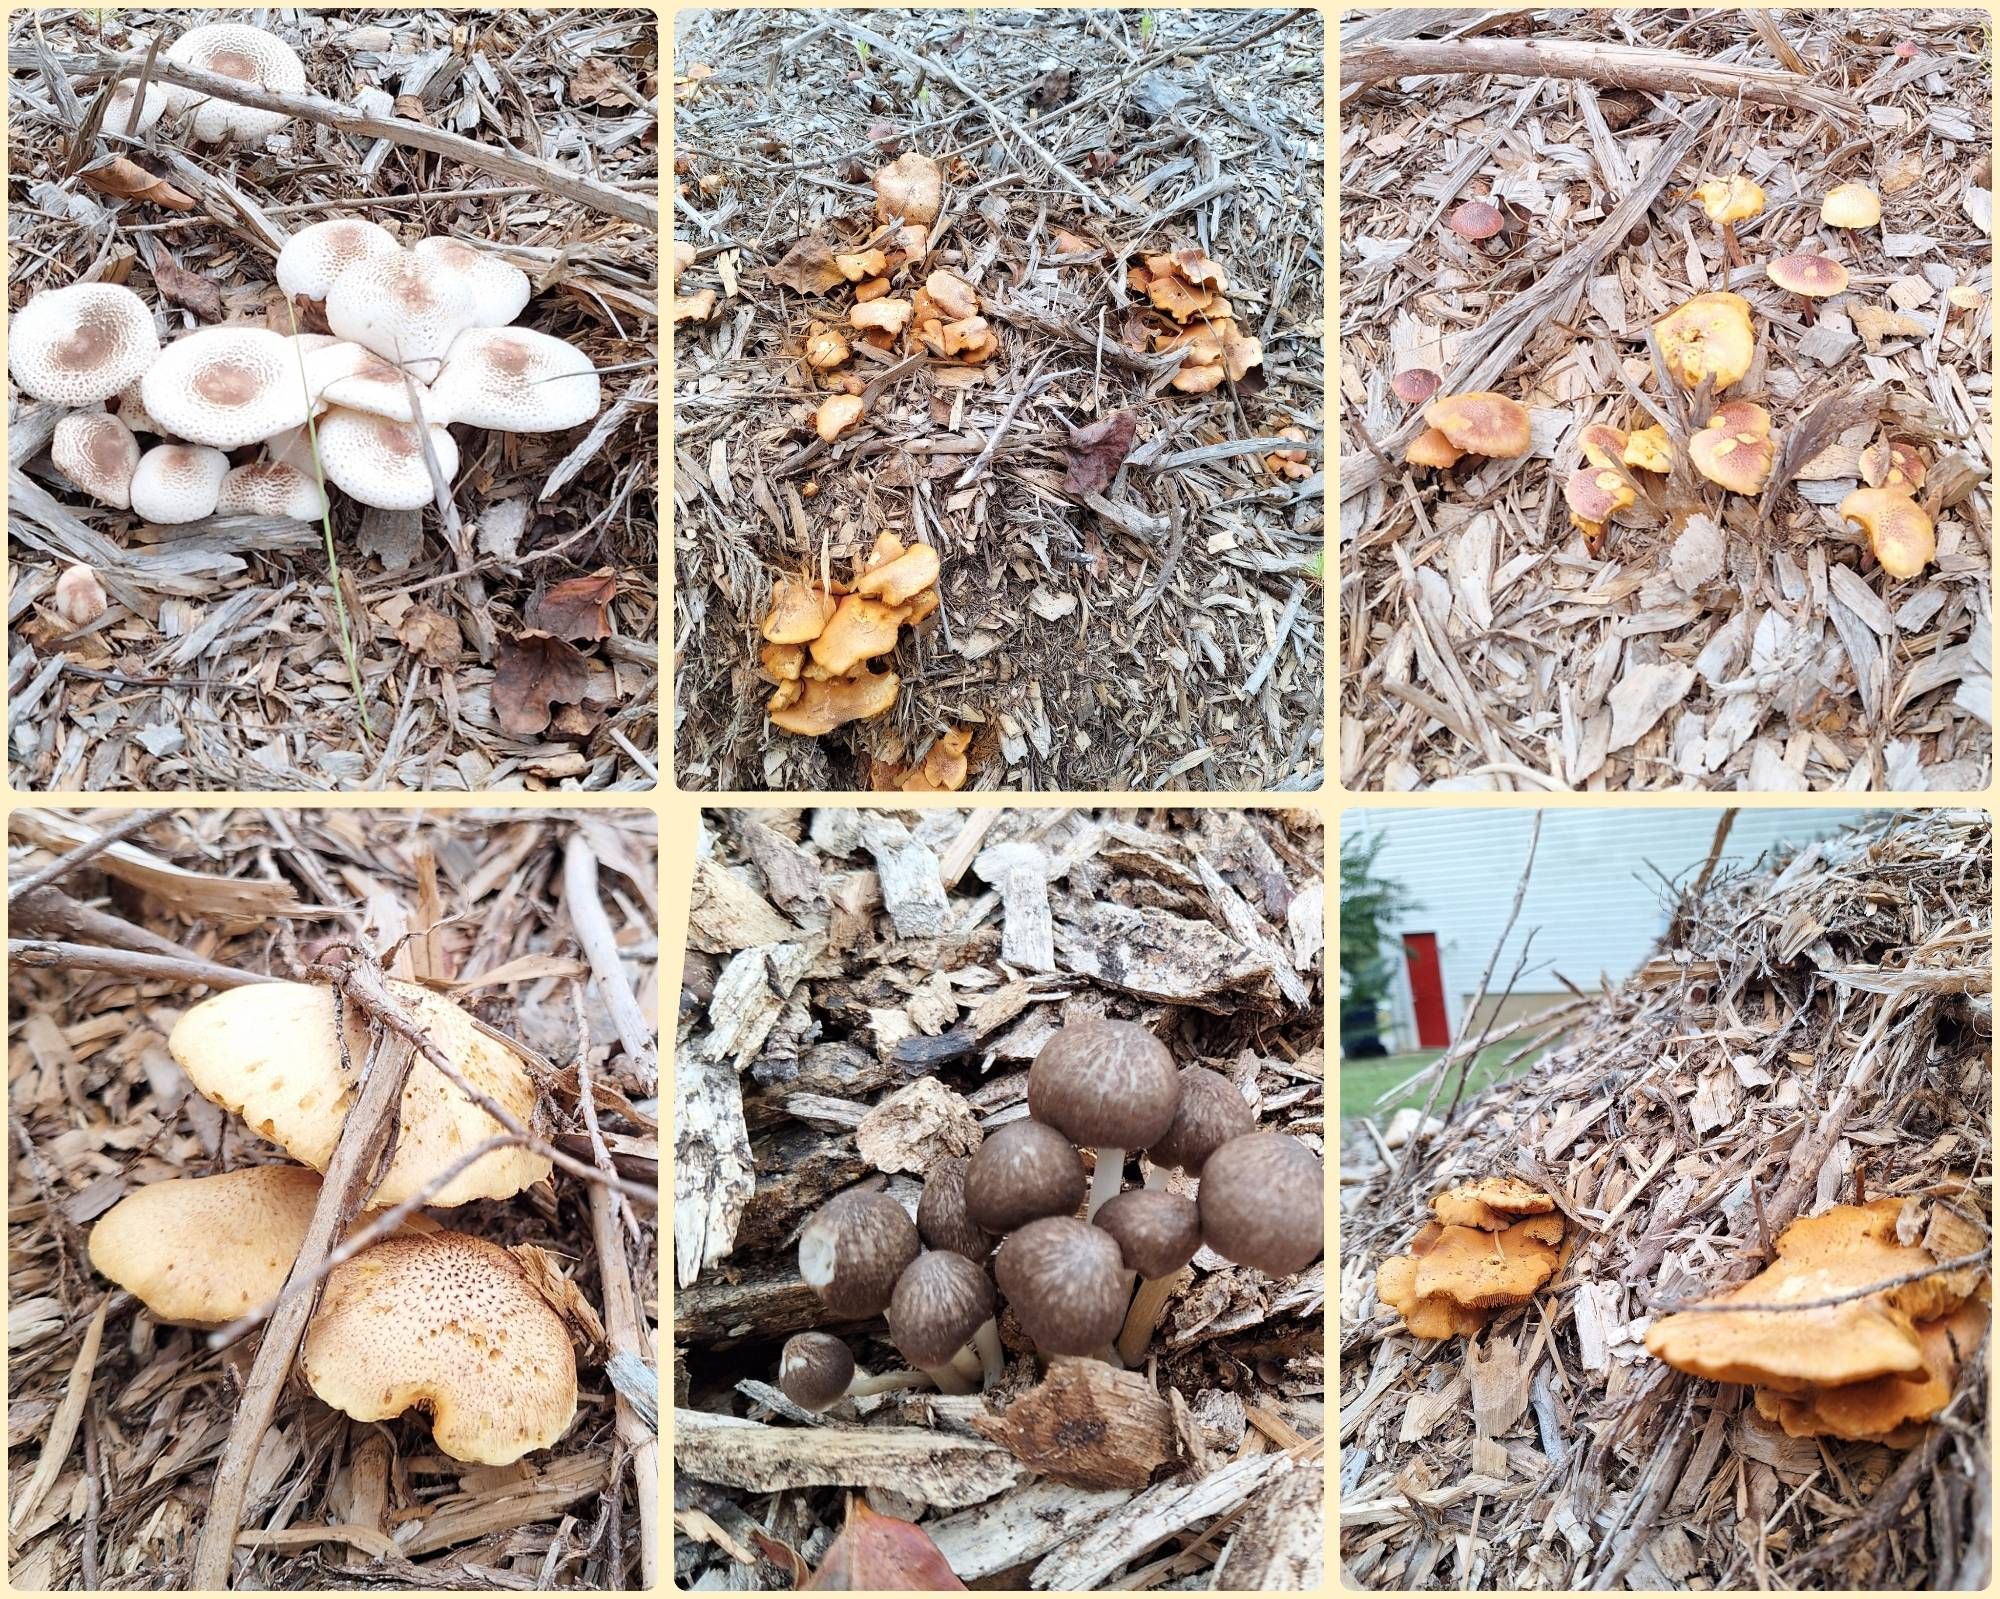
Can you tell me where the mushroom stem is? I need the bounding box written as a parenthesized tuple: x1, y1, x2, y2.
(1795, 292, 1817, 328)
(947, 1342, 983, 1383)
(920, 1362, 975, 1396)
(1086, 1148, 1127, 1219)
(846, 1368, 934, 1399)
(1115, 1269, 1189, 1367)
(1093, 1343, 1126, 1370)
(971, 1318, 1004, 1388)
(1141, 1162, 1170, 1192)
(1719, 221, 1742, 272)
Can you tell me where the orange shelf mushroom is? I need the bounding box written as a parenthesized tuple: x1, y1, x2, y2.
(1375, 1179, 1565, 1341)
(1126, 247, 1263, 393)
(760, 537, 942, 737)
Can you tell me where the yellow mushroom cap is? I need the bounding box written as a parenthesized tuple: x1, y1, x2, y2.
(1404, 426, 1464, 470)
(302, 1231, 578, 1466)
(1767, 253, 1849, 298)
(1375, 1223, 1490, 1340)
(168, 981, 550, 1209)
(854, 543, 941, 607)
(1755, 1297, 1988, 1443)
(1622, 424, 1674, 473)
(1431, 1177, 1557, 1232)
(1705, 400, 1772, 438)
(1860, 440, 1926, 490)
(1821, 183, 1882, 230)
(1654, 292, 1757, 391)
(1578, 424, 1629, 471)
(1424, 392, 1532, 458)
(1694, 175, 1766, 226)
(1413, 1216, 1562, 1308)
(1690, 423, 1776, 495)
(1564, 466, 1637, 523)
(1840, 486, 1937, 580)
(768, 669, 900, 736)
(763, 579, 837, 645)
(811, 594, 911, 675)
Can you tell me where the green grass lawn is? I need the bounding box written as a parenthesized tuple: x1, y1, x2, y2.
(1338, 1044, 1543, 1121)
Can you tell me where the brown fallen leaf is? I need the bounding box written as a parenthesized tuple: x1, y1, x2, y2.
(570, 58, 638, 107)
(80, 155, 194, 212)
(149, 251, 224, 323)
(802, 1497, 966, 1590)
(1064, 409, 1138, 496)
(395, 603, 463, 665)
(527, 569, 618, 641)
(767, 236, 847, 296)
(493, 631, 591, 737)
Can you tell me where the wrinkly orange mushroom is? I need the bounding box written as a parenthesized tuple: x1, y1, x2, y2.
(1840, 486, 1936, 579)
(835, 248, 889, 283)
(770, 668, 901, 736)
(901, 726, 973, 792)
(760, 641, 804, 682)
(851, 298, 913, 337)
(816, 393, 865, 443)
(1690, 422, 1776, 495)
(855, 543, 940, 607)
(1432, 1178, 1557, 1232)
(1266, 425, 1313, 480)
(804, 324, 851, 371)
(1375, 1224, 1489, 1340)
(1623, 424, 1673, 473)
(1860, 440, 1926, 490)
(1145, 271, 1214, 322)
(1425, 392, 1532, 458)
(1654, 292, 1756, 391)
(811, 594, 911, 675)
(1170, 362, 1227, 395)
(1754, 1297, 1988, 1444)
(763, 580, 837, 644)
(1412, 1215, 1562, 1308)
(1404, 427, 1464, 471)
(1221, 326, 1263, 383)
(925, 271, 980, 321)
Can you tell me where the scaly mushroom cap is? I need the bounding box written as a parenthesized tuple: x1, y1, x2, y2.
(1424, 392, 1532, 458)
(216, 461, 327, 521)
(1623, 424, 1674, 473)
(762, 579, 837, 644)
(1839, 486, 1936, 579)
(1376, 1223, 1490, 1340)
(276, 219, 404, 302)
(1403, 427, 1464, 470)
(1755, 1297, 1988, 1443)
(995, 1215, 1129, 1357)
(1411, 1215, 1562, 1308)
(874, 153, 944, 226)
(1392, 368, 1442, 405)
(1094, 1188, 1201, 1280)
(302, 1231, 577, 1465)
(855, 544, 941, 607)
(163, 24, 306, 143)
(1694, 175, 1766, 226)
(412, 237, 533, 328)
(105, 76, 167, 136)
(1447, 201, 1504, 241)
(326, 250, 477, 376)
(53, 565, 109, 627)
(428, 327, 601, 433)
(1821, 183, 1882, 230)
(811, 595, 910, 676)
(1028, 1019, 1181, 1153)
(1767, 253, 1849, 298)
(798, 1189, 920, 1319)
(1860, 440, 1926, 490)
(51, 411, 141, 509)
(1705, 400, 1772, 438)
(1147, 1066, 1255, 1174)
(1654, 292, 1757, 391)
(1578, 425, 1629, 471)
(314, 409, 460, 510)
(141, 327, 311, 450)
(302, 341, 436, 424)
(779, 1331, 858, 1411)
(962, 1118, 1086, 1233)
(130, 443, 229, 524)
(168, 979, 549, 1208)
(1690, 423, 1776, 496)
(917, 1157, 995, 1261)
(886, 1250, 995, 1369)
(1431, 1177, 1556, 1232)
(768, 669, 900, 736)
(1198, 1131, 1325, 1277)
(10, 283, 159, 407)
(1564, 466, 1636, 523)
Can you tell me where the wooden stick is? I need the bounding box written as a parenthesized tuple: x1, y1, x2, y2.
(8, 938, 269, 990)
(562, 833, 659, 1093)
(8, 808, 169, 903)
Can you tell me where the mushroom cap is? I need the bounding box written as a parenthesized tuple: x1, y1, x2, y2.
(810, 595, 909, 676)
(1766, 253, 1849, 298)
(886, 1250, 995, 1368)
(303, 341, 436, 424)
(129, 443, 228, 523)
(412, 237, 533, 328)
(1431, 1177, 1556, 1232)
(1447, 200, 1504, 241)
(994, 1215, 1130, 1357)
(428, 327, 601, 433)
(962, 1118, 1086, 1233)
(816, 393, 866, 443)
(1776, 1197, 1977, 1322)
(164, 24, 306, 143)
(1564, 466, 1636, 523)
(925, 271, 980, 321)
(1146, 1066, 1254, 1174)
(314, 408, 460, 510)
(1027, 1019, 1180, 1153)
(1839, 486, 1936, 579)
(1859, 440, 1926, 490)
(301, 1230, 577, 1466)
(1756, 1298, 1988, 1442)
(276, 219, 404, 302)
(1578, 424, 1629, 471)
(1705, 400, 1772, 438)
(10, 283, 160, 407)
(1653, 292, 1756, 391)
(141, 327, 311, 450)
(326, 250, 477, 375)
(762, 579, 837, 645)
(1694, 175, 1766, 226)
(874, 153, 945, 225)
(1424, 392, 1532, 458)
(1094, 1188, 1201, 1280)
(916, 1156, 995, 1261)
(798, 1189, 920, 1318)
(1413, 1217, 1562, 1308)
(854, 544, 940, 608)
(1403, 427, 1464, 470)
(1376, 1223, 1492, 1340)
(51, 411, 141, 509)
(1391, 368, 1442, 405)
(167, 978, 549, 1208)
(1197, 1131, 1324, 1276)
(1622, 424, 1674, 473)
(216, 460, 327, 521)
(1690, 423, 1776, 496)
(53, 565, 109, 627)
(778, 1331, 857, 1411)
(769, 669, 900, 736)
(1821, 183, 1882, 230)
(105, 76, 168, 136)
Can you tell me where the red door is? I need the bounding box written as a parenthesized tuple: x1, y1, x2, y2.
(1403, 933, 1450, 1048)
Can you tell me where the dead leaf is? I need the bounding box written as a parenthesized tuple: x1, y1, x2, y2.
(80, 155, 194, 212)
(148, 251, 223, 322)
(570, 59, 637, 107)
(527, 569, 618, 641)
(494, 631, 591, 737)
(1027, 67, 1074, 110)
(1063, 410, 1138, 496)
(767, 237, 847, 296)
(802, 1497, 966, 1590)
(395, 603, 463, 665)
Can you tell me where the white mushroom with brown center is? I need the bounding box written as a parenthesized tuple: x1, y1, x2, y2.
(303, 341, 437, 423)
(51, 411, 141, 509)
(217, 461, 326, 521)
(163, 24, 306, 144)
(141, 326, 311, 449)
(130, 443, 229, 523)
(276, 218, 403, 302)
(427, 326, 601, 433)
(10, 283, 159, 407)
(312, 409, 459, 510)
(412, 237, 532, 327)
(325, 250, 477, 378)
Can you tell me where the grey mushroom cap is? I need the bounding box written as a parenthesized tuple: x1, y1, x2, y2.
(886, 1251, 995, 1369)
(1198, 1132, 1324, 1277)
(1028, 1019, 1181, 1151)
(962, 1119, 1086, 1234)
(1148, 1067, 1255, 1173)
(995, 1216, 1129, 1357)
(917, 1156, 995, 1261)
(798, 1189, 919, 1318)
(778, 1331, 856, 1411)
(1094, 1188, 1201, 1281)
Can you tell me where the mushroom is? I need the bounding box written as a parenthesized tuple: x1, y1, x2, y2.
(1374, 1225, 1489, 1340)
(994, 1215, 1131, 1363)
(777, 1330, 932, 1411)
(1403, 427, 1464, 472)
(916, 1156, 994, 1261)
(1564, 465, 1637, 535)
(1839, 486, 1936, 579)
(1765, 254, 1848, 327)
(798, 1188, 920, 1319)
(130, 443, 229, 524)
(1622, 424, 1673, 473)
(1446, 200, 1504, 245)
(1142, 1065, 1254, 1188)
(1094, 1187, 1201, 1365)
(851, 298, 914, 338)
(804, 324, 852, 371)
(1578, 424, 1629, 471)
(1690, 417, 1776, 496)
(763, 579, 837, 644)
(962, 1118, 1086, 1233)
(816, 393, 865, 443)
(1692, 175, 1765, 269)
(412, 237, 533, 328)
(1423, 392, 1533, 460)
(1431, 1177, 1557, 1232)
(1821, 182, 1882, 263)
(854, 543, 940, 609)
(326, 250, 477, 378)
(275, 219, 404, 303)
(428, 327, 602, 433)
(301, 342, 435, 423)
(1753, 1298, 1988, 1444)
(301, 1230, 577, 1466)
(810, 595, 910, 676)
(768, 669, 900, 736)
(53, 564, 109, 627)
(217, 461, 327, 521)
(1377, 1213, 1563, 1339)
(874, 153, 944, 226)
(1391, 368, 1442, 406)
(1653, 292, 1757, 390)
(51, 411, 141, 509)
(313, 409, 460, 510)
(1265, 425, 1315, 480)
(163, 25, 305, 143)
(167, 979, 549, 1208)
(1027, 1019, 1181, 1218)
(1196, 1131, 1324, 1276)
(1859, 440, 1926, 490)
(836, 248, 891, 283)
(9, 282, 160, 407)
(141, 326, 311, 450)
(885, 1249, 1002, 1393)
(901, 727, 972, 792)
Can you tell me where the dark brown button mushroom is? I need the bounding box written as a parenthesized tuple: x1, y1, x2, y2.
(777, 1330, 930, 1411)
(1198, 1132, 1324, 1277)
(918, 1155, 996, 1261)
(798, 1189, 920, 1318)
(885, 1250, 1001, 1392)
(962, 1118, 1085, 1233)
(1095, 1188, 1203, 1364)
(995, 1215, 1130, 1362)
(1027, 1019, 1181, 1217)
(1145, 1066, 1255, 1181)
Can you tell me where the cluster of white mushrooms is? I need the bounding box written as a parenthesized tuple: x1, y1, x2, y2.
(13, 23, 602, 526)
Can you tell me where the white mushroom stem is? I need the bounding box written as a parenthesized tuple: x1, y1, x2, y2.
(971, 1318, 1004, 1387)
(847, 1368, 933, 1399)
(948, 1343, 983, 1383)
(921, 1362, 975, 1395)
(1093, 1343, 1126, 1370)
(1115, 1269, 1189, 1367)
(1086, 1147, 1126, 1219)
(1142, 1161, 1171, 1191)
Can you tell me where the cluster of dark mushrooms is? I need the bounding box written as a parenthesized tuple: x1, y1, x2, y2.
(775, 1019, 1324, 1411)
